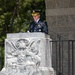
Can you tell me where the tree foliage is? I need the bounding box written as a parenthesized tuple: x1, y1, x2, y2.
(0, 0, 46, 42)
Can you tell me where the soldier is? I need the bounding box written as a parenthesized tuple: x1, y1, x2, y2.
(28, 10, 48, 34)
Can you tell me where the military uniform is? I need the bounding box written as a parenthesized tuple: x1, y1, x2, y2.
(28, 10, 48, 34)
(28, 20, 48, 34)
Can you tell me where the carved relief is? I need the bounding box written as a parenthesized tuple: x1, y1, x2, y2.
(5, 39, 41, 75)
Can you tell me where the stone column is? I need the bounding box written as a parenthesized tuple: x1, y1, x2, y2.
(45, 0, 75, 40)
(0, 33, 55, 75)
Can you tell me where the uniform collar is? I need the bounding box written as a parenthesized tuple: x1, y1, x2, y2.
(35, 19, 40, 23)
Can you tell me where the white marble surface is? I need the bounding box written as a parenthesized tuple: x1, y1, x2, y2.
(0, 32, 55, 75)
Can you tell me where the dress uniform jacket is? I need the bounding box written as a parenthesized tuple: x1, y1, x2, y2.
(28, 20, 48, 34)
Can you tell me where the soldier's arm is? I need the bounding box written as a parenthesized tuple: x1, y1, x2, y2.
(42, 21, 48, 34)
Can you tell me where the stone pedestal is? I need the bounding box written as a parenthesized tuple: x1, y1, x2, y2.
(0, 32, 55, 75)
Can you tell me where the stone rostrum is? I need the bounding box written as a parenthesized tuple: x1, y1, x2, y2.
(0, 33, 55, 75)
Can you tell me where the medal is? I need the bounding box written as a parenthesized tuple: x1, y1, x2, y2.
(38, 24, 41, 27)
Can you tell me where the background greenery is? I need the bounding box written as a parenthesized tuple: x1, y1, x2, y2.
(0, 0, 46, 70)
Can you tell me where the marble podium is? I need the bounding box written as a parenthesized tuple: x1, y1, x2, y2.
(0, 32, 55, 75)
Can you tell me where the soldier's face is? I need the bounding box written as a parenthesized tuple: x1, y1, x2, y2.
(33, 15, 40, 21)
